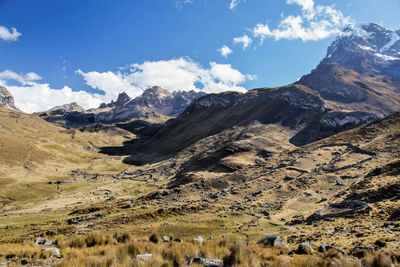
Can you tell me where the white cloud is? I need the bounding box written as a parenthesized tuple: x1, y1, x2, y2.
(252, 0, 352, 42)
(78, 57, 250, 97)
(0, 58, 252, 113)
(0, 70, 41, 85)
(229, 0, 245, 10)
(0, 26, 21, 41)
(0, 70, 103, 113)
(209, 62, 246, 84)
(218, 45, 233, 58)
(233, 34, 252, 49)
(76, 70, 140, 101)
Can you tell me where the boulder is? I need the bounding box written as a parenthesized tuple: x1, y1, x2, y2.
(258, 236, 288, 249)
(136, 253, 152, 261)
(189, 257, 223, 267)
(297, 242, 317, 255)
(350, 245, 374, 255)
(35, 237, 46, 245)
(318, 243, 347, 256)
(42, 247, 60, 257)
(161, 235, 171, 242)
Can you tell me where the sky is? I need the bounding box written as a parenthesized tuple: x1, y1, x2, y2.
(0, 0, 399, 113)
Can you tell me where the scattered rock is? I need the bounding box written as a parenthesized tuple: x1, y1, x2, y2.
(350, 245, 374, 256)
(174, 238, 183, 243)
(252, 190, 263, 197)
(307, 200, 371, 223)
(189, 257, 223, 267)
(149, 233, 159, 244)
(161, 235, 171, 242)
(67, 214, 104, 225)
(42, 247, 61, 257)
(35, 237, 46, 245)
(297, 242, 317, 255)
(42, 207, 55, 212)
(284, 176, 295, 182)
(258, 236, 288, 249)
(318, 243, 347, 256)
(136, 253, 152, 261)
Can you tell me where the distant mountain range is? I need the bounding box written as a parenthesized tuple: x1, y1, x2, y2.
(36, 86, 205, 127)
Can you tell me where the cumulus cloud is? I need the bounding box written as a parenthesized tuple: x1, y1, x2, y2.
(218, 45, 233, 58)
(252, 0, 352, 42)
(77, 57, 250, 97)
(233, 34, 252, 49)
(0, 26, 21, 41)
(0, 58, 251, 113)
(76, 70, 140, 101)
(0, 70, 103, 113)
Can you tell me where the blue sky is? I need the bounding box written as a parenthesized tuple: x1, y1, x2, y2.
(0, 0, 399, 112)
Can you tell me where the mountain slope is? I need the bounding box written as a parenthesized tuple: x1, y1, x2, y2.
(0, 108, 134, 184)
(0, 86, 20, 112)
(129, 23, 400, 159)
(298, 23, 400, 114)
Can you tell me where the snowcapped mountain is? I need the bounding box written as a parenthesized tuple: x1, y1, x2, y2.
(298, 23, 400, 110)
(324, 23, 400, 80)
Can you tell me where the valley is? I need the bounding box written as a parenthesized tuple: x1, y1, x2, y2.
(0, 23, 399, 266)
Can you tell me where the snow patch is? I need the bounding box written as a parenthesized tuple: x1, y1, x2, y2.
(374, 53, 400, 61)
(380, 32, 400, 53)
(358, 45, 375, 52)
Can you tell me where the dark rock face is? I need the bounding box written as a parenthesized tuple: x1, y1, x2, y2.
(99, 92, 131, 108)
(0, 86, 19, 111)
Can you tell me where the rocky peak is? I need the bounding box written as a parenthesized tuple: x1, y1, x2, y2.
(142, 86, 172, 97)
(323, 23, 400, 79)
(99, 92, 132, 108)
(0, 86, 20, 112)
(114, 92, 131, 106)
(50, 102, 84, 112)
(140, 86, 173, 105)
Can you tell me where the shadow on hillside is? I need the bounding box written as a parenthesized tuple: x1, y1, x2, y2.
(98, 139, 170, 166)
(97, 118, 172, 165)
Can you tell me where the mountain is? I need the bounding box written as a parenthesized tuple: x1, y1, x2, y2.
(38, 86, 205, 127)
(0, 86, 20, 112)
(298, 23, 400, 112)
(132, 24, 400, 158)
(117, 86, 207, 118)
(2, 23, 400, 265)
(99, 92, 131, 108)
(324, 23, 400, 79)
